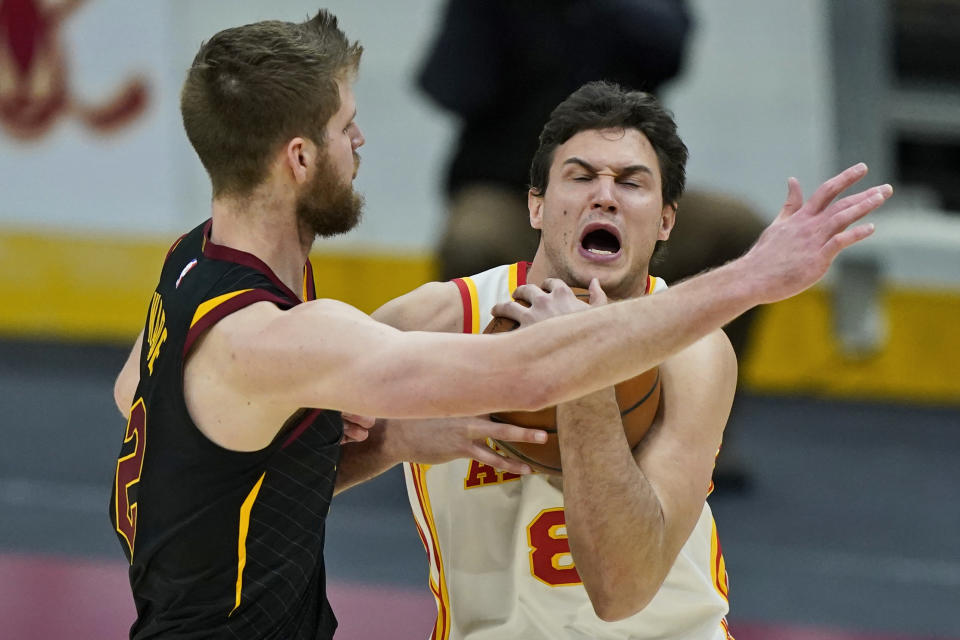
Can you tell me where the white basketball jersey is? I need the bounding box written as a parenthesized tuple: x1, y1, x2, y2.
(404, 263, 733, 640)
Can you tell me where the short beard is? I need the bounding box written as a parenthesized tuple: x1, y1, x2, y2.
(296, 152, 364, 238)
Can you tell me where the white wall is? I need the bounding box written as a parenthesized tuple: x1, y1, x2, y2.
(168, 0, 456, 251)
(0, 0, 178, 235)
(0, 0, 834, 247)
(662, 0, 835, 219)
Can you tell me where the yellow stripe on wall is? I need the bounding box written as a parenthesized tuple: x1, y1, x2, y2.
(743, 287, 960, 404)
(0, 229, 436, 341)
(0, 230, 173, 340)
(1, 229, 959, 404)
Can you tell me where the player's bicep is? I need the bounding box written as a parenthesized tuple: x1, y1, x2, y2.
(220, 298, 541, 419)
(221, 299, 442, 415)
(206, 299, 384, 404)
(634, 330, 736, 543)
(372, 280, 462, 332)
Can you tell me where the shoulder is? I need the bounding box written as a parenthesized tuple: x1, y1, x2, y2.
(665, 328, 736, 376)
(660, 329, 737, 412)
(372, 281, 463, 333)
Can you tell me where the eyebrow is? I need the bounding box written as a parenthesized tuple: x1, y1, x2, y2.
(562, 157, 654, 177)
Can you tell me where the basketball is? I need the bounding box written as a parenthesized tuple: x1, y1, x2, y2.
(483, 287, 661, 475)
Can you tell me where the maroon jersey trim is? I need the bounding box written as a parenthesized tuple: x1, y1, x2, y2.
(201, 220, 305, 303)
(183, 289, 291, 357)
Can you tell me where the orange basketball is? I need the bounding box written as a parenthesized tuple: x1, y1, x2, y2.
(483, 287, 661, 475)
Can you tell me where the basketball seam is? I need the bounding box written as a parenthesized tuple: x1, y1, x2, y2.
(491, 439, 562, 473)
(620, 370, 661, 417)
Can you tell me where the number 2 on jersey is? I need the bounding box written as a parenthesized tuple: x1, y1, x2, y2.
(527, 508, 582, 586)
(114, 399, 147, 561)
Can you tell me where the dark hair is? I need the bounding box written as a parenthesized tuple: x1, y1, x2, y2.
(529, 81, 688, 207)
(180, 10, 363, 197)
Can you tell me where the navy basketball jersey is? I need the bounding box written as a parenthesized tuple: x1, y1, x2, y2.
(110, 220, 342, 639)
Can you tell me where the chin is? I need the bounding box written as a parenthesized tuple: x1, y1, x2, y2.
(583, 271, 636, 299)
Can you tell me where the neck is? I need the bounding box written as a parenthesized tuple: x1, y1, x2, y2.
(210, 185, 312, 298)
(524, 250, 553, 289)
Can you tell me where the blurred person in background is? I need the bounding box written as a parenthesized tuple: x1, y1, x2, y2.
(420, 0, 766, 490)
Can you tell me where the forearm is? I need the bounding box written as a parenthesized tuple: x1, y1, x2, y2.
(557, 391, 670, 621)
(334, 421, 398, 495)
(342, 261, 756, 418)
(497, 261, 754, 408)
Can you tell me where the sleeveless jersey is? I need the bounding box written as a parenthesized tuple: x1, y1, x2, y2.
(403, 262, 733, 640)
(109, 220, 342, 639)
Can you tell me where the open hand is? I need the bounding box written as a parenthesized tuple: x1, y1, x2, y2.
(382, 415, 548, 475)
(741, 163, 893, 304)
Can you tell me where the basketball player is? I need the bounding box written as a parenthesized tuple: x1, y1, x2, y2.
(111, 10, 890, 640)
(343, 82, 895, 639)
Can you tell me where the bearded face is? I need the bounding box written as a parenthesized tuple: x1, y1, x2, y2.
(296, 149, 364, 238)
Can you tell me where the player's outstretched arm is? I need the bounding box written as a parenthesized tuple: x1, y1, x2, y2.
(198, 164, 890, 448)
(558, 330, 736, 621)
(335, 414, 546, 494)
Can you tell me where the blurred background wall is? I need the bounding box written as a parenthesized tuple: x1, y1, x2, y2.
(2, 0, 959, 401)
(1, 1, 958, 638)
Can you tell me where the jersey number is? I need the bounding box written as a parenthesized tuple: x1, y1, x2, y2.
(527, 508, 582, 586)
(115, 399, 147, 560)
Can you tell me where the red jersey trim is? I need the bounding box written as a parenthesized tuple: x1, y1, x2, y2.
(452, 278, 473, 334)
(165, 233, 189, 262)
(281, 409, 325, 449)
(409, 463, 451, 640)
(517, 261, 530, 286)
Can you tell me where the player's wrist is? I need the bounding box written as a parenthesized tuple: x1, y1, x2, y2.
(361, 418, 399, 464)
(701, 257, 767, 312)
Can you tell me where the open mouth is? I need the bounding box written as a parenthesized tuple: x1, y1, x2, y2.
(580, 226, 622, 257)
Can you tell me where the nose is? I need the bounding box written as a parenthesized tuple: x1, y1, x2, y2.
(352, 126, 365, 150)
(590, 177, 617, 213)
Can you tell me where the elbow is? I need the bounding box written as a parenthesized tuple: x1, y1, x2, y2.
(520, 384, 557, 413)
(581, 558, 666, 622)
(587, 581, 658, 622)
(113, 379, 125, 416)
(113, 375, 133, 419)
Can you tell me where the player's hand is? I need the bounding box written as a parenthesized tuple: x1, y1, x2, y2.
(492, 278, 607, 328)
(381, 415, 547, 475)
(341, 412, 377, 444)
(739, 163, 893, 304)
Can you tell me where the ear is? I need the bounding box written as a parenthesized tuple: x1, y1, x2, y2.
(528, 189, 544, 230)
(658, 202, 677, 241)
(284, 137, 313, 185)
